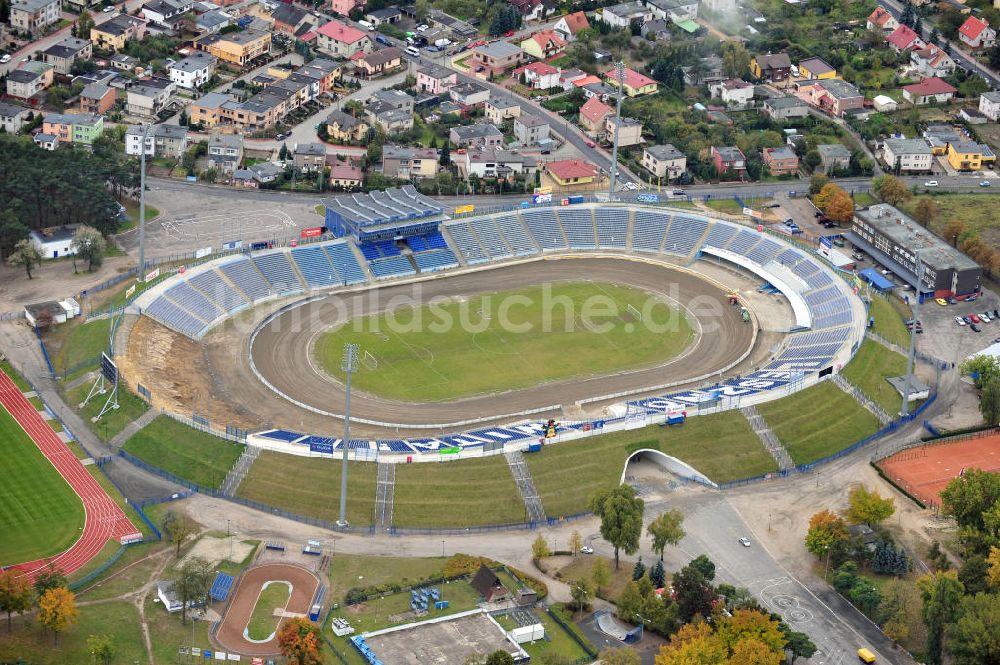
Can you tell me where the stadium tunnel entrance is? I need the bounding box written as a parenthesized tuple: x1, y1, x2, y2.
(620, 448, 718, 489)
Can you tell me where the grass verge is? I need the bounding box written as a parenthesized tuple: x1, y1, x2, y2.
(122, 415, 245, 489)
(65, 383, 149, 442)
(842, 339, 908, 415)
(867, 295, 910, 349)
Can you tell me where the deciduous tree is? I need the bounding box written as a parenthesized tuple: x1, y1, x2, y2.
(715, 609, 786, 655)
(0, 570, 33, 633)
(569, 530, 582, 556)
(872, 175, 911, 206)
(591, 557, 611, 596)
(979, 376, 1000, 426)
(672, 561, 716, 622)
(720, 40, 750, 79)
(87, 634, 115, 665)
(947, 592, 1000, 665)
(918, 570, 964, 665)
(37, 587, 77, 645)
(825, 190, 855, 224)
(943, 218, 967, 248)
(174, 556, 213, 625)
(33, 565, 66, 598)
(485, 651, 515, 665)
(569, 579, 592, 613)
(276, 617, 323, 665)
(647, 509, 685, 561)
(531, 535, 550, 560)
(912, 197, 939, 227)
(654, 622, 726, 665)
(598, 645, 640, 665)
(846, 484, 895, 526)
(162, 510, 198, 557)
(7, 238, 42, 279)
(589, 486, 644, 570)
(71, 225, 106, 273)
(987, 546, 1000, 587)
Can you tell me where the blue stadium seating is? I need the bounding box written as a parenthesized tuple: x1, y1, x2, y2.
(788, 327, 850, 347)
(813, 310, 853, 329)
(746, 238, 782, 265)
(492, 214, 537, 256)
(406, 235, 429, 252)
(188, 270, 248, 313)
(377, 439, 415, 452)
(145, 298, 207, 337)
(292, 245, 341, 288)
(220, 258, 272, 301)
(776, 343, 842, 360)
(164, 282, 222, 322)
(359, 243, 381, 261)
(521, 209, 567, 250)
(210, 573, 234, 602)
(260, 429, 305, 442)
(425, 231, 448, 249)
(369, 256, 415, 278)
(471, 218, 515, 258)
(444, 222, 489, 264)
(558, 209, 596, 249)
(325, 243, 368, 284)
(726, 230, 762, 255)
(702, 222, 737, 250)
(632, 210, 668, 252)
(414, 249, 458, 272)
(663, 217, 708, 256)
(596, 208, 629, 248)
(253, 252, 304, 295)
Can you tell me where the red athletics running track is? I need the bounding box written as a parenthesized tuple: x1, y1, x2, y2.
(0, 370, 141, 579)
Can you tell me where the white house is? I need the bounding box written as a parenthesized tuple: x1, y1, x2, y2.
(169, 52, 217, 89)
(708, 79, 754, 108)
(872, 95, 898, 112)
(980, 91, 1000, 121)
(156, 581, 183, 613)
(518, 62, 561, 90)
(598, 1, 652, 28)
(29, 226, 78, 258)
(881, 138, 933, 172)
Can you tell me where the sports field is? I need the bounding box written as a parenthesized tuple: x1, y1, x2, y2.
(122, 416, 245, 489)
(246, 582, 291, 640)
(314, 281, 693, 401)
(0, 404, 85, 564)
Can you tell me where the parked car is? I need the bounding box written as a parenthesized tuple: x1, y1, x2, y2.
(738, 537, 751, 547)
(935, 298, 948, 306)
(971, 314, 981, 324)
(0, 54, 10, 63)
(924, 180, 939, 187)
(947, 297, 958, 305)
(964, 316, 973, 324)
(585, 140, 596, 148)
(966, 294, 978, 302)
(972, 323, 982, 333)
(982, 312, 992, 322)
(102, 4, 115, 10)
(980, 181, 991, 187)
(852, 252, 865, 261)
(956, 316, 966, 326)
(580, 545, 594, 554)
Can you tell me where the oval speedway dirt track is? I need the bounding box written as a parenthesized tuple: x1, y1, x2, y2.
(247, 257, 754, 428)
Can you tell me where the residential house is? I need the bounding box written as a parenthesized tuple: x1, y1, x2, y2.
(427, 9, 477, 39)
(816, 143, 851, 174)
(124, 123, 187, 157)
(329, 0, 363, 17)
(485, 98, 520, 125)
(708, 79, 754, 108)
(647, 0, 698, 22)
(980, 91, 1000, 121)
(449, 81, 490, 109)
(10, 0, 61, 37)
(365, 7, 401, 26)
(682, 55, 723, 86)
(381, 145, 439, 180)
(365, 101, 413, 132)
(604, 67, 657, 96)
(642, 144, 686, 179)
(872, 95, 898, 112)
(91, 15, 146, 51)
(325, 109, 369, 142)
(463, 147, 537, 179)
(327, 156, 363, 189)
(553, 11, 589, 41)
(798, 57, 837, 80)
(640, 17, 671, 40)
(269, 3, 311, 36)
(34, 133, 58, 150)
(902, 77, 957, 105)
(196, 10, 232, 35)
(958, 16, 996, 49)
(79, 82, 116, 114)
(126, 81, 175, 118)
(368, 88, 413, 113)
(762, 145, 799, 175)
(513, 114, 550, 145)
(449, 123, 503, 149)
(169, 52, 217, 89)
(750, 52, 792, 82)
(598, 1, 652, 28)
(923, 124, 962, 154)
(0, 102, 29, 133)
(520, 30, 567, 60)
(559, 68, 587, 90)
(866, 6, 899, 33)
(507, 0, 543, 20)
(711, 145, 747, 176)
(195, 29, 272, 66)
(141, 0, 191, 31)
(762, 95, 809, 119)
(42, 38, 93, 75)
(43, 113, 104, 145)
(546, 159, 599, 186)
(416, 65, 457, 95)
(316, 20, 371, 57)
(470, 41, 524, 77)
(881, 138, 933, 172)
(6, 62, 54, 99)
(354, 48, 402, 77)
(582, 81, 618, 102)
(247, 161, 282, 185)
(109, 53, 140, 72)
(189, 91, 231, 126)
(579, 97, 612, 137)
(886, 25, 925, 52)
(517, 62, 561, 89)
(294, 143, 327, 172)
(605, 116, 643, 147)
(947, 140, 996, 170)
(910, 44, 955, 78)
(800, 78, 864, 117)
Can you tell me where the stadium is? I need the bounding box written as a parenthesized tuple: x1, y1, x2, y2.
(119, 187, 866, 481)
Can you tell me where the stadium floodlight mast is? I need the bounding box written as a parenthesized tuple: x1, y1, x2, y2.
(337, 342, 359, 527)
(137, 123, 153, 281)
(900, 252, 923, 417)
(608, 60, 625, 199)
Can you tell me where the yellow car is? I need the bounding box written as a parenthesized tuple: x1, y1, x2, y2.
(935, 298, 948, 306)
(857, 647, 877, 663)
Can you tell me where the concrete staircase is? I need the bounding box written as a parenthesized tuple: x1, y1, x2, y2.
(374, 461, 396, 531)
(831, 374, 893, 425)
(505, 450, 546, 524)
(741, 405, 794, 471)
(220, 445, 260, 496)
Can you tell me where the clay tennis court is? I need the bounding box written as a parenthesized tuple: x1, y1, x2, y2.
(877, 431, 1000, 507)
(215, 563, 320, 657)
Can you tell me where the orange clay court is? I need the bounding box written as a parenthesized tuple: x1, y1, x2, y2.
(878, 432, 1000, 507)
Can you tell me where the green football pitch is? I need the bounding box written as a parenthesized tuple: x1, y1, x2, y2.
(313, 281, 694, 401)
(0, 404, 85, 565)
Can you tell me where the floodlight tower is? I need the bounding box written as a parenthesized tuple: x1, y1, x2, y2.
(138, 124, 153, 281)
(900, 252, 923, 417)
(337, 343, 358, 527)
(608, 60, 626, 198)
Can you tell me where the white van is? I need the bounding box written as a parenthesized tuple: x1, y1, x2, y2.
(358, 19, 374, 30)
(405, 46, 420, 58)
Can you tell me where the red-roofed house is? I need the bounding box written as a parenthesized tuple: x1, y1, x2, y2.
(327, 156, 363, 189)
(866, 6, 898, 34)
(910, 44, 955, 78)
(579, 96, 612, 136)
(553, 11, 589, 42)
(902, 77, 957, 105)
(330, 0, 364, 18)
(886, 25, 925, 52)
(546, 159, 599, 186)
(515, 62, 561, 89)
(316, 19, 371, 57)
(604, 67, 657, 97)
(520, 29, 567, 59)
(958, 16, 996, 49)
(572, 74, 602, 89)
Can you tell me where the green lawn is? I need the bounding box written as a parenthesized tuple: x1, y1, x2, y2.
(50, 319, 111, 380)
(393, 456, 526, 528)
(75, 542, 165, 600)
(853, 192, 876, 207)
(330, 554, 447, 602)
(0, 404, 85, 565)
(867, 295, 911, 349)
(842, 339, 908, 415)
(526, 412, 776, 518)
(496, 608, 591, 662)
(247, 581, 292, 640)
(0, 602, 147, 665)
(327, 579, 482, 636)
(146, 595, 212, 665)
(65, 382, 149, 442)
(122, 415, 245, 489)
(314, 282, 693, 402)
(236, 451, 377, 527)
(120, 199, 161, 231)
(757, 381, 881, 466)
(901, 193, 1000, 246)
(1, 359, 32, 392)
(704, 199, 745, 214)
